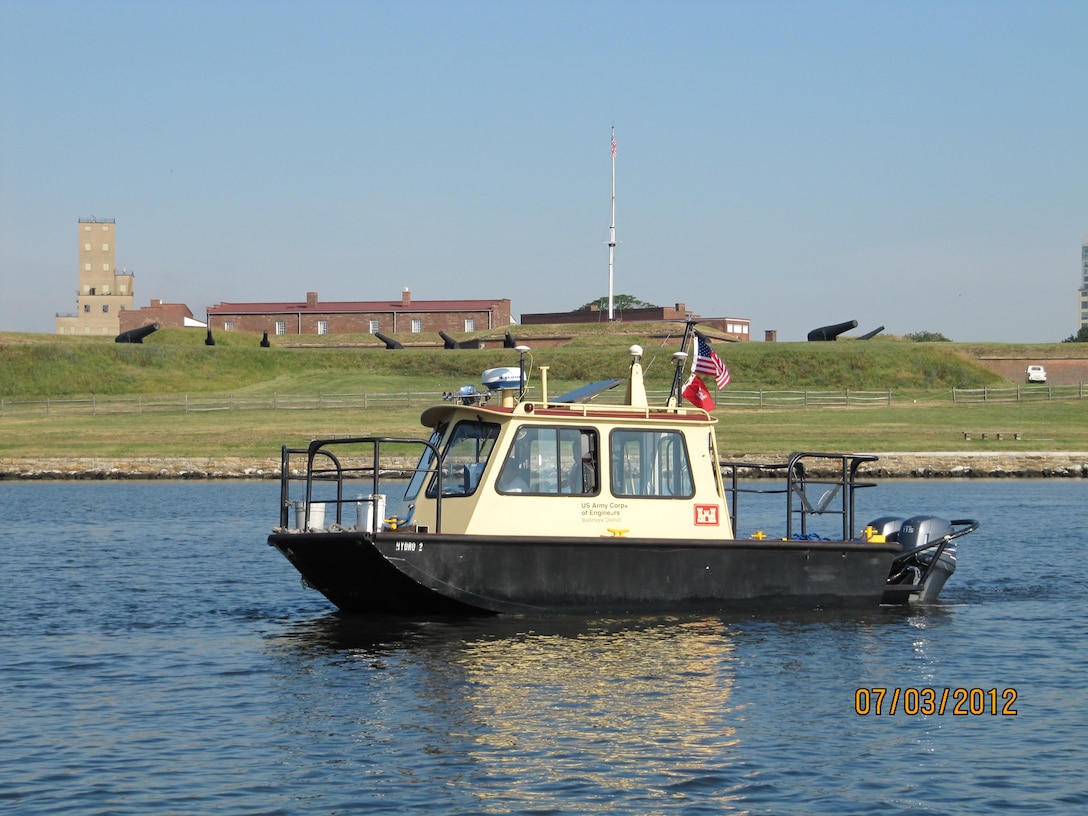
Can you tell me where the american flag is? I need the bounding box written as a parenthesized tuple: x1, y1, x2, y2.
(693, 332, 730, 388)
(611, 136, 617, 157)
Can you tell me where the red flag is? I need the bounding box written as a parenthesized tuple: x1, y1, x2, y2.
(693, 332, 730, 389)
(611, 136, 617, 157)
(682, 374, 715, 411)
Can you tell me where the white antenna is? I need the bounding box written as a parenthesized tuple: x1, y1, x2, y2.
(608, 126, 617, 321)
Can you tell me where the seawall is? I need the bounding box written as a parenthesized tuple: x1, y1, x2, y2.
(2, 452, 1086, 480)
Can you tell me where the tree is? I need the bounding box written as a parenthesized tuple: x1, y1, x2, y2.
(905, 330, 952, 342)
(577, 294, 657, 311)
(1061, 326, 1088, 343)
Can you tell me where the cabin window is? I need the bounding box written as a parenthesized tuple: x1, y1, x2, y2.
(496, 426, 599, 496)
(317, 320, 328, 335)
(425, 419, 501, 498)
(610, 429, 694, 498)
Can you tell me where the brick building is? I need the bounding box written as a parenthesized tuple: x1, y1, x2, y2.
(521, 302, 751, 341)
(206, 290, 512, 336)
(119, 299, 206, 332)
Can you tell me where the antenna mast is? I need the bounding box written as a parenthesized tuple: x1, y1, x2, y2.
(608, 126, 617, 321)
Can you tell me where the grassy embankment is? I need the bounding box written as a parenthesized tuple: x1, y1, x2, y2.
(1, 328, 1085, 458)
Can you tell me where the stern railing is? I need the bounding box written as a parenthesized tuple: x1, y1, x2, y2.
(721, 452, 878, 541)
(278, 437, 443, 533)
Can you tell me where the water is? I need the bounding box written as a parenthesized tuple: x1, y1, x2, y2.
(0, 479, 1084, 815)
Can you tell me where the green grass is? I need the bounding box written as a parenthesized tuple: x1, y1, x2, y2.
(1, 327, 1010, 399)
(2, 328, 1084, 458)
(2, 394, 1084, 459)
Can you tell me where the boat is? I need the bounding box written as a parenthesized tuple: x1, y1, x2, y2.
(268, 328, 978, 614)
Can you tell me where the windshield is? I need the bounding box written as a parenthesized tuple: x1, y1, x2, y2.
(426, 419, 501, 497)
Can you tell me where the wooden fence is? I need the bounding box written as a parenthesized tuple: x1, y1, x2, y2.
(951, 384, 1088, 403)
(2, 384, 1083, 417)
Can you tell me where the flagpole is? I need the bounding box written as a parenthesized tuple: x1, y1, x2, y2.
(668, 320, 697, 405)
(608, 126, 617, 322)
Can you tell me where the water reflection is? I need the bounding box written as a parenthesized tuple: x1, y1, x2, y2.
(269, 614, 749, 812)
(264, 609, 952, 814)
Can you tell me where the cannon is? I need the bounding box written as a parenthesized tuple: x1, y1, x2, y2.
(374, 331, 404, 350)
(205, 329, 216, 346)
(503, 331, 517, 349)
(858, 326, 884, 340)
(437, 330, 480, 350)
(260, 331, 271, 348)
(115, 322, 160, 344)
(807, 320, 858, 341)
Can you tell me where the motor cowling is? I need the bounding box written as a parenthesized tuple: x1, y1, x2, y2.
(866, 516, 905, 540)
(897, 515, 954, 564)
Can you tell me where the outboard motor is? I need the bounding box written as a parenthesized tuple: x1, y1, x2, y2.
(886, 515, 957, 602)
(866, 516, 904, 540)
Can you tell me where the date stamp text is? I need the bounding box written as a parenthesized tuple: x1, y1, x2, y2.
(855, 687, 1017, 716)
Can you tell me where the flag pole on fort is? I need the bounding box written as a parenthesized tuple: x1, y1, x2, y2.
(607, 125, 617, 322)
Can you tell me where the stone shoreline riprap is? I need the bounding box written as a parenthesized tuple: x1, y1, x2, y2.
(2, 452, 1086, 480)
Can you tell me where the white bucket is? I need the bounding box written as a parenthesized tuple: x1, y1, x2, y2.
(308, 502, 325, 531)
(355, 494, 387, 532)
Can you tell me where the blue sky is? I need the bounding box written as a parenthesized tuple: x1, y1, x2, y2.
(1, 0, 1085, 341)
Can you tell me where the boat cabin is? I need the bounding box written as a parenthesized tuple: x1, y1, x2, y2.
(280, 347, 733, 541)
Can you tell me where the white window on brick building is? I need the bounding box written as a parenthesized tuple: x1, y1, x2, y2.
(224, 321, 235, 331)
(369, 319, 380, 333)
(411, 319, 423, 333)
(275, 321, 286, 335)
(464, 318, 476, 332)
(317, 320, 328, 335)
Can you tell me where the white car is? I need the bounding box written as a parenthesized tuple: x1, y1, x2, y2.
(1026, 365, 1047, 383)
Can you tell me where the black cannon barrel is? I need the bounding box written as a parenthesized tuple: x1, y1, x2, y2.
(439, 331, 460, 349)
(260, 331, 271, 348)
(503, 331, 517, 349)
(807, 320, 858, 341)
(858, 325, 884, 340)
(374, 331, 404, 350)
(115, 322, 160, 344)
(205, 329, 216, 346)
